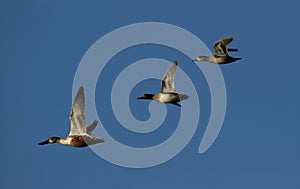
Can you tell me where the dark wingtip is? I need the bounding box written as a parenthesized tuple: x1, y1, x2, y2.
(174, 60, 178, 65)
(228, 48, 238, 52)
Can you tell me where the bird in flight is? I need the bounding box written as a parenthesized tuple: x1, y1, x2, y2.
(38, 86, 104, 147)
(138, 60, 189, 107)
(193, 36, 241, 64)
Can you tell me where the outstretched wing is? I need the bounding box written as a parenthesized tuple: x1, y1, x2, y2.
(69, 86, 87, 136)
(161, 60, 178, 93)
(213, 36, 233, 57)
(87, 120, 98, 135)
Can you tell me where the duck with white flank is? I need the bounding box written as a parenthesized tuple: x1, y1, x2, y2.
(193, 36, 241, 64)
(138, 60, 189, 107)
(38, 86, 104, 147)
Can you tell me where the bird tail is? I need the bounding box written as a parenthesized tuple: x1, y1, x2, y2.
(179, 94, 189, 101)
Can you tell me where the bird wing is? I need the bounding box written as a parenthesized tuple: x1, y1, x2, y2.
(161, 60, 178, 93)
(87, 120, 98, 135)
(69, 86, 87, 136)
(213, 36, 233, 57)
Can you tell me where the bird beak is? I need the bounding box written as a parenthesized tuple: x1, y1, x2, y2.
(137, 96, 144, 99)
(191, 59, 195, 62)
(38, 139, 50, 145)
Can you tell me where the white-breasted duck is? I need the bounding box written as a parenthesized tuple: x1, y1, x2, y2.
(138, 60, 189, 107)
(38, 86, 104, 147)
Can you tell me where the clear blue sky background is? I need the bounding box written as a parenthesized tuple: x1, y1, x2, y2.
(1, 0, 299, 188)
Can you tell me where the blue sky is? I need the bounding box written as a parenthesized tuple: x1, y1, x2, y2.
(1, 0, 300, 188)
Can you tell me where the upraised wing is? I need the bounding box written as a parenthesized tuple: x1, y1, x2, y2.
(213, 36, 233, 57)
(161, 60, 178, 93)
(69, 86, 87, 136)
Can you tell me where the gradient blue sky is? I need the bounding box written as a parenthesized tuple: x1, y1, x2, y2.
(1, 0, 299, 188)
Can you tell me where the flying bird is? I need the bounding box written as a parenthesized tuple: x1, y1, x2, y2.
(138, 60, 189, 107)
(193, 36, 241, 64)
(38, 86, 104, 147)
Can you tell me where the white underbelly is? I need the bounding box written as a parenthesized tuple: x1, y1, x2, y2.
(59, 137, 74, 145)
(156, 93, 178, 103)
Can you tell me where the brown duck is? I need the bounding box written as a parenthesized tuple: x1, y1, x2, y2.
(193, 36, 241, 64)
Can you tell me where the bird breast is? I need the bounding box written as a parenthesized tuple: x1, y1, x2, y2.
(59, 137, 74, 145)
(154, 93, 179, 103)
